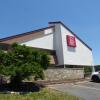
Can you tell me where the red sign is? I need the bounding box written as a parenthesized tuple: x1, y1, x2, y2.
(66, 35, 76, 47)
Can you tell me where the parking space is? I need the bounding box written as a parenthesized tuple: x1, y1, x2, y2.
(49, 81, 100, 100)
(75, 81, 100, 90)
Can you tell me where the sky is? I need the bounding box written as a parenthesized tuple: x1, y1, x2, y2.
(0, 0, 100, 65)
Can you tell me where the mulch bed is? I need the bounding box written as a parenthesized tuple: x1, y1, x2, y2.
(0, 82, 45, 94)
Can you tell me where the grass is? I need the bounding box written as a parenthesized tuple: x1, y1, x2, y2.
(0, 88, 81, 100)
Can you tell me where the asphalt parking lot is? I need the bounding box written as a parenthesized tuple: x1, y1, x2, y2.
(49, 81, 100, 100)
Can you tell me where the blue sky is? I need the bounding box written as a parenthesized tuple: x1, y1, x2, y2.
(0, 0, 100, 65)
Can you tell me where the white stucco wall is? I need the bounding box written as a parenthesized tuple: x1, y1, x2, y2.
(21, 33, 54, 50)
(44, 28, 53, 35)
(60, 24, 94, 66)
(53, 24, 64, 65)
(20, 22, 94, 66)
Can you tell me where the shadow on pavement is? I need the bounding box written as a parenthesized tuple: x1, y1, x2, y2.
(90, 80, 100, 83)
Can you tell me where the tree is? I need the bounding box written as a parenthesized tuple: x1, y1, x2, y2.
(0, 43, 50, 85)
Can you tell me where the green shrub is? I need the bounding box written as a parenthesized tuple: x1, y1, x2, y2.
(84, 66, 92, 73)
(0, 43, 50, 84)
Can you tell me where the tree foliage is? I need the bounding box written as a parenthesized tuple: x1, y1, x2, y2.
(0, 43, 50, 84)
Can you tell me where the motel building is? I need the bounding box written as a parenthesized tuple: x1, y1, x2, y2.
(0, 21, 94, 80)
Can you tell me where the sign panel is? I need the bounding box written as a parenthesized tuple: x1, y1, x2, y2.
(67, 35, 76, 47)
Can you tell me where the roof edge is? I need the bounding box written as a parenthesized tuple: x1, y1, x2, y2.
(0, 21, 92, 51)
(49, 21, 92, 51)
(0, 26, 54, 42)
